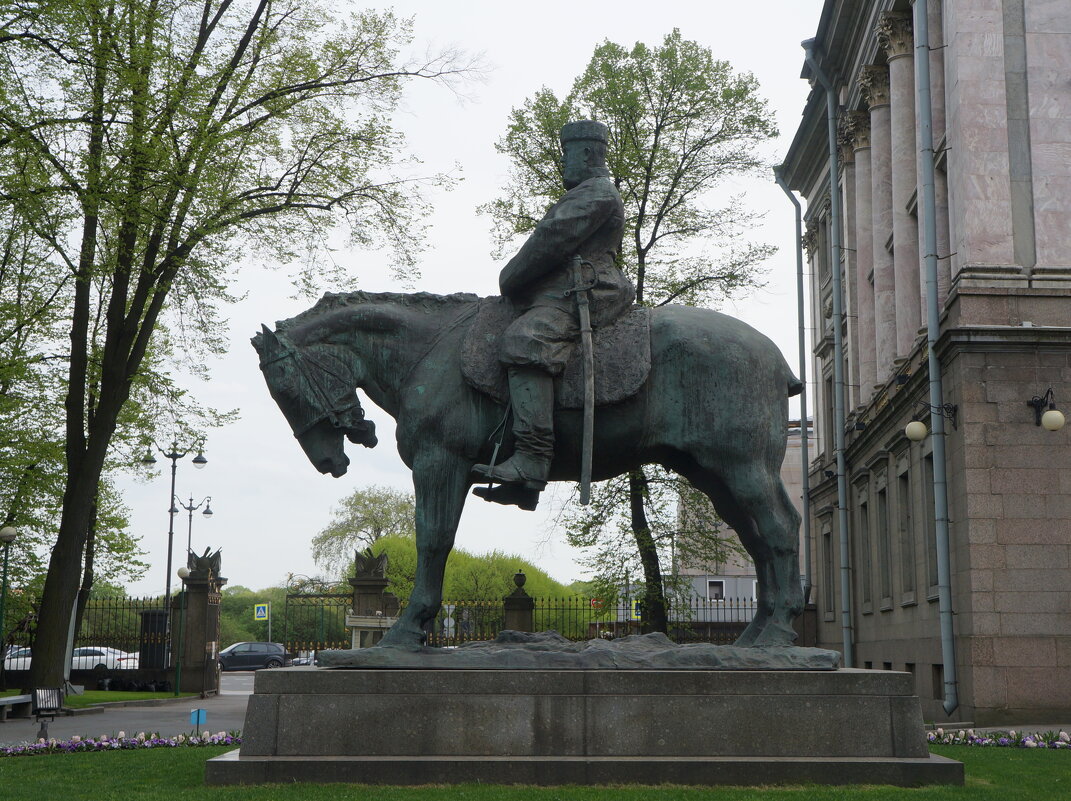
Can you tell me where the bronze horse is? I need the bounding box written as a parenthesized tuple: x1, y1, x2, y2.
(253, 291, 804, 649)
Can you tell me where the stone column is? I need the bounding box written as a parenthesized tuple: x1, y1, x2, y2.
(860, 65, 896, 382)
(941, 0, 1017, 284)
(847, 112, 876, 397)
(927, 0, 952, 306)
(879, 11, 921, 358)
(837, 117, 860, 410)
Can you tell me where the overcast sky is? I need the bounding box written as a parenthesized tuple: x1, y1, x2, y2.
(119, 0, 825, 597)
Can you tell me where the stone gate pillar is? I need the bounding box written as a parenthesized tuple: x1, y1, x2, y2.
(171, 548, 226, 696)
(346, 549, 399, 648)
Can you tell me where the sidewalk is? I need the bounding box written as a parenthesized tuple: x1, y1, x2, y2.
(0, 672, 254, 747)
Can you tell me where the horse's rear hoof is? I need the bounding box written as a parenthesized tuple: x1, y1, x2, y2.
(472, 483, 541, 511)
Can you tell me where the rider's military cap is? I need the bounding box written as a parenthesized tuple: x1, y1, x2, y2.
(560, 119, 609, 145)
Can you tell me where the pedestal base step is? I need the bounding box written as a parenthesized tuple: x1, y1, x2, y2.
(206, 750, 963, 787)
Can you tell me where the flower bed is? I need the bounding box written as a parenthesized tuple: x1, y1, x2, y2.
(1, 730, 241, 757)
(928, 728, 1071, 749)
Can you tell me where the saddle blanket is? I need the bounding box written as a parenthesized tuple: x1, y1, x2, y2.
(460, 296, 651, 410)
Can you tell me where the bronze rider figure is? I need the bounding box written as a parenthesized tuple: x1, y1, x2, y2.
(472, 120, 635, 504)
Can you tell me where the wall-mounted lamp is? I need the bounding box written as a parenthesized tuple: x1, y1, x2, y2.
(1027, 388, 1066, 431)
(904, 401, 958, 441)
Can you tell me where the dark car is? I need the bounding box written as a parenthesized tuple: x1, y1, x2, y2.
(218, 641, 291, 671)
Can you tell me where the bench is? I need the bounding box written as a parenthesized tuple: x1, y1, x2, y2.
(0, 693, 32, 721)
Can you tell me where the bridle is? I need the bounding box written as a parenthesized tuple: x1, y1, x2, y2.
(260, 335, 372, 441)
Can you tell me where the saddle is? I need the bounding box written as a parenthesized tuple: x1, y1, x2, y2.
(460, 296, 651, 409)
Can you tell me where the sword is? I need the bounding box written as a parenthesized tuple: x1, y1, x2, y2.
(567, 255, 596, 505)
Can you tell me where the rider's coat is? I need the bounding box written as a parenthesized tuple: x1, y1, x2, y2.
(498, 175, 634, 374)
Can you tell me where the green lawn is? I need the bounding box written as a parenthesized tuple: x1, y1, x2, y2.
(0, 746, 1067, 801)
(1, 688, 196, 708)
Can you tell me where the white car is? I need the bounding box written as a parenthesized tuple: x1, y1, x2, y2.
(70, 646, 130, 670)
(3, 645, 139, 671)
(3, 646, 31, 670)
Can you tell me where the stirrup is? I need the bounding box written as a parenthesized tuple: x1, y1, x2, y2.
(472, 483, 542, 511)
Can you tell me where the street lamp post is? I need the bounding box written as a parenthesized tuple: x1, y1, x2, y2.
(0, 526, 16, 670)
(177, 495, 214, 555)
(141, 440, 207, 603)
(174, 566, 190, 696)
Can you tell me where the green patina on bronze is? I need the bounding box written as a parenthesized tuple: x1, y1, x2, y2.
(251, 119, 804, 653)
(252, 290, 804, 652)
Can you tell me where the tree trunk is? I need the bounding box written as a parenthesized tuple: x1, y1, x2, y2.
(628, 468, 668, 634)
(73, 497, 99, 641)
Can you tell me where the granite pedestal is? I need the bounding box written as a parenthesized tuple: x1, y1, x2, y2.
(206, 667, 961, 786)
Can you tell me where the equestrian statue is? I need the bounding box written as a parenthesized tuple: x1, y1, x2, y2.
(253, 120, 805, 650)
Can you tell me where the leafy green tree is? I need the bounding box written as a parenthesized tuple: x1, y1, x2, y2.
(484, 30, 777, 632)
(368, 534, 573, 603)
(3, 0, 474, 687)
(311, 486, 416, 578)
(219, 585, 289, 647)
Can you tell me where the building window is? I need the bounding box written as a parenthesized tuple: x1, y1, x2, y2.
(857, 495, 872, 610)
(932, 663, 944, 700)
(822, 527, 835, 620)
(824, 374, 835, 458)
(707, 580, 725, 601)
(898, 468, 916, 600)
(877, 481, 892, 606)
(924, 453, 938, 596)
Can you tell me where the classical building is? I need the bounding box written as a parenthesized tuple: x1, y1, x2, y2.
(779, 0, 1071, 724)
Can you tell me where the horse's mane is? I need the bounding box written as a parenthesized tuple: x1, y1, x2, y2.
(275, 290, 481, 334)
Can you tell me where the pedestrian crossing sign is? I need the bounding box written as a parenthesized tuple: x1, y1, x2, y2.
(254, 603, 269, 621)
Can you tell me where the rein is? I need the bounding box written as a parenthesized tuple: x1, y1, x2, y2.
(263, 340, 362, 437)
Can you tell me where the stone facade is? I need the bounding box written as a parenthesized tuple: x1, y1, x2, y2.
(781, 0, 1071, 724)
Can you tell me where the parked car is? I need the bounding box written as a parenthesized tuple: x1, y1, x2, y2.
(70, 646, 132, 671)
(218, 642, 291, 671)
(3, 646, 31, 670)
(2, 645, 139, 672)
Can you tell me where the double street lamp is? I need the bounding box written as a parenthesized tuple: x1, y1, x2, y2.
(141, 441, 207, 603)
(176, 495, 214, 555)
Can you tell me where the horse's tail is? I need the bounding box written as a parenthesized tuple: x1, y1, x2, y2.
(787, 377, 804, 397)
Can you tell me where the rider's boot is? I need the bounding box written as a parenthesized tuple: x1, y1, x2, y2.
(472, 366, 554, 492)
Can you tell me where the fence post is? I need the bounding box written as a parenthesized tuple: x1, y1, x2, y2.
(503, 571, 535, 633)
(171, 550, 227, 696)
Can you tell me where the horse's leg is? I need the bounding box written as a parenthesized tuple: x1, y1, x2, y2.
(378, 451, 469, 648)
(677, 467, 773, 646)
(716, 461, 804, 646)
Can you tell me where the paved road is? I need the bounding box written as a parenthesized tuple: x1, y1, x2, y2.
(0, 672, 256, 747)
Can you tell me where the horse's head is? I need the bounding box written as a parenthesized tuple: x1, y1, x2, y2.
(252, 325, 377, 477)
